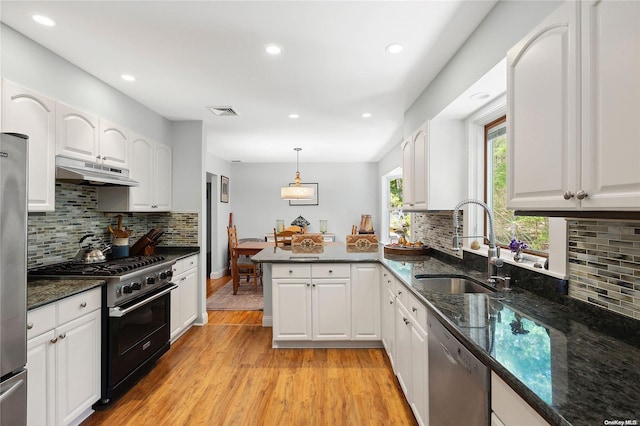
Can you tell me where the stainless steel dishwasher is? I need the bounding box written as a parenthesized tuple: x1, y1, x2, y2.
(428, 316, 489, 426)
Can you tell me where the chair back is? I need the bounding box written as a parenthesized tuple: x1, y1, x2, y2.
(228, 226, 240, 250)
(273, 228, 297, 246)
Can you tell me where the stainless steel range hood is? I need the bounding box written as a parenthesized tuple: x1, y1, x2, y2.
(55, 156, 139, 187)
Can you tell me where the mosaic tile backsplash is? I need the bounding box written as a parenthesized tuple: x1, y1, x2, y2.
(413, 211, 463, 259)
(568, 220, 640, 320)
(27, 183, 198, 268)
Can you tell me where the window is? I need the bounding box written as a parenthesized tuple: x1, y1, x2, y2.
(383, 169, 410, 243)
(485, 116, 549, 254)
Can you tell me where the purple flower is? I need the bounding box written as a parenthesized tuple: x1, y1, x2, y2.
(509, 239, 528, 253)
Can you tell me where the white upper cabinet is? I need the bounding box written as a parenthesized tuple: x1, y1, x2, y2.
(507, 0, 640, 211)
(580, 0, 640, 209)
(57, 103, 130, 168)
(56, 102, 99, 163)
(402, 120, 465, 211)
(98, 132, 172, 212)
(1, 80, 56, 211)
(99, 119, 130, 169)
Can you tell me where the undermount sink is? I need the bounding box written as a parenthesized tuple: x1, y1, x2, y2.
(414, 276, 494, 294)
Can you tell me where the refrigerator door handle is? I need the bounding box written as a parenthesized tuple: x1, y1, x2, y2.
(0, 378, 25, 402)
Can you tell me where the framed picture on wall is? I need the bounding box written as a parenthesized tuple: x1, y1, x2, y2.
(289, 183, 318, 206)
(220, 175, 229, 203)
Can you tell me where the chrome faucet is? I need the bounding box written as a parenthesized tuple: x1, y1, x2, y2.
(452, 199, 504, 285)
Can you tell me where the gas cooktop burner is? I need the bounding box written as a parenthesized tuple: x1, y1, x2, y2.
(29, 255, 167, 276)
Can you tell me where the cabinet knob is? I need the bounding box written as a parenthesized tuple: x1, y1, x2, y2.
(563, 191, 575, 200)
(412, 307, 417, 313)
(306, 283, 310, 287)
(397, 291, 402, 296)
(80, 302, 87, 308)
(96, 155, 101, 160)
(27, 322, 33, 330)
(59, 333, 67, 339)
(102, 156, 107, 160)
(576, 190, 588, 200)
(403, 317, 410, 325)
(50, 337, 58, 344)
(288, 270, 293, 274)
(389, 300, 393, 305)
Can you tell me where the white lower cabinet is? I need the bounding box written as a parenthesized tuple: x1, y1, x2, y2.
(381, 268, 397, 370)
(170, 254, 199, 342)
(272, 264, 351, 342)
(394, 285, 429, 426)
(26, 288, 102, 426)
(350, 263, 380, 340)
(491, 372, 550, 426)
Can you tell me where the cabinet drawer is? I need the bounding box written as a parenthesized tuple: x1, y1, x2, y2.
(57, 287, 102, 325)
(395, 284, 409, 307)
(311, 263, 350, 278)
(407, 292, 427, 331)
(273, 264, 311, 278)
(381, 269, 396, 293)
(173, 254, 198, 276)
(27, 303, 56, 339)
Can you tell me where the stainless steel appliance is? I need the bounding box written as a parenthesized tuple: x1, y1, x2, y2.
(29, 255, 176, 405)
(0, 133, 28, 425)
(428, 316, 489, 426)
(55, 155, 139, 186)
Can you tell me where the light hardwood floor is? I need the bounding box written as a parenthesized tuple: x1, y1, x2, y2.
(81, 277, 417, 425)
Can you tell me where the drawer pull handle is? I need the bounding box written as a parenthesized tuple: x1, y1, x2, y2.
(403, 317, 410, 325)
(80, 302, 87, 308)
(27, 323, 33, 330)
(50, 337, 58, 344)
(59, 333, 67, 339)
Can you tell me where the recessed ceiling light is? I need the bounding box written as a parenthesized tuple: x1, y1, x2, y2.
(265, 43, 283, 55)
(288, 113, 299, 119)
(32, 14, 56, 27)
(362, 113, 372, 118)
(385, 43, 404, 54)
(120, 74, 136, 82)
(470, 92, 490, 101)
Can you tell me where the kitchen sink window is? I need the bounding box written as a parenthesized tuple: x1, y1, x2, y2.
(485, 116, 549, 255)
(383, 168, 410, 243)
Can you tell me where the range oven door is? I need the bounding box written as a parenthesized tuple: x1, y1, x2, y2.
(105, 283, 176, 402)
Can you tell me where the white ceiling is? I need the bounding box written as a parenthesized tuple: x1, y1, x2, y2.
(1, 1, 498, 162)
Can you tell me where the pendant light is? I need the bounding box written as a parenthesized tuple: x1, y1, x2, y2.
(281, 148, 314, 200)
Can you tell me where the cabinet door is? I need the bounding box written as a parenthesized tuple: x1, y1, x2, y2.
(410, 319, 428, 426)
(273, 279, 312, 340)
(580, 0, 640, 209)
(55, 309, 101, 426)
(401, 138, 413, 209)
(154, 142, 172, 211)
(170, 285, 182, 340)
(395, 302, 412, 397)
(382, 287, 396, 371)
(26, 330, 56, 426)
(129, 134, 154, 210)
(351, 264, 380, 340)
(99, 119, 129, 168)
(180, 269, 198, 329)
(312, 278, 351, 340)
(56, 102, 99, 163)
(506, 1, 579, 210)
(411, 124, 428, 210)
(2, 80, 56, 212)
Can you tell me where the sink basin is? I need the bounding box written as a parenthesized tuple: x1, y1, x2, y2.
(414, 276, 494, 294)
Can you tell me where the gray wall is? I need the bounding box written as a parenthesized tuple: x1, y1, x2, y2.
(228, 162, 379, 242)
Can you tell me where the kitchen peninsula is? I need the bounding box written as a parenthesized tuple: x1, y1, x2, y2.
(252, 244, 640, 426)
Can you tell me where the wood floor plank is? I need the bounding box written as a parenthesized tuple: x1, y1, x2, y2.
(82, 292, 416, 426)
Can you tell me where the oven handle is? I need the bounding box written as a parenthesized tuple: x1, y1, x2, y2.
(109, 283, 177, 318)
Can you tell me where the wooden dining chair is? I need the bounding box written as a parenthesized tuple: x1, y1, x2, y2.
(273, 228, 297, 246)
(227, 226, 260, 292)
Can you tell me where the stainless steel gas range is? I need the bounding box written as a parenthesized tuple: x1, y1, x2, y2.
(29, 255, 177, 405)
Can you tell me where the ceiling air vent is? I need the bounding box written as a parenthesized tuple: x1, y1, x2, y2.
(207, 106, 240, 117)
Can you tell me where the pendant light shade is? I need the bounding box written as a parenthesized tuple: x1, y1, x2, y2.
(281, 148, 314, 200)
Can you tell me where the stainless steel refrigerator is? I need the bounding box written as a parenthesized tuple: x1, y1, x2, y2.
(0, 132, 28, 425)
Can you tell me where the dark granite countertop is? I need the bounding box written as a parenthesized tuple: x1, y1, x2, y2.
(380, 255, 640, 426)
(251, 243, 380, 263)
(155, 246, 200, 263)
(27, 278, 105, 311)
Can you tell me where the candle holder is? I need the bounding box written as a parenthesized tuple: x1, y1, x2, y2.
(319, 220, 328, 234)
(276, 220, 285, 232)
